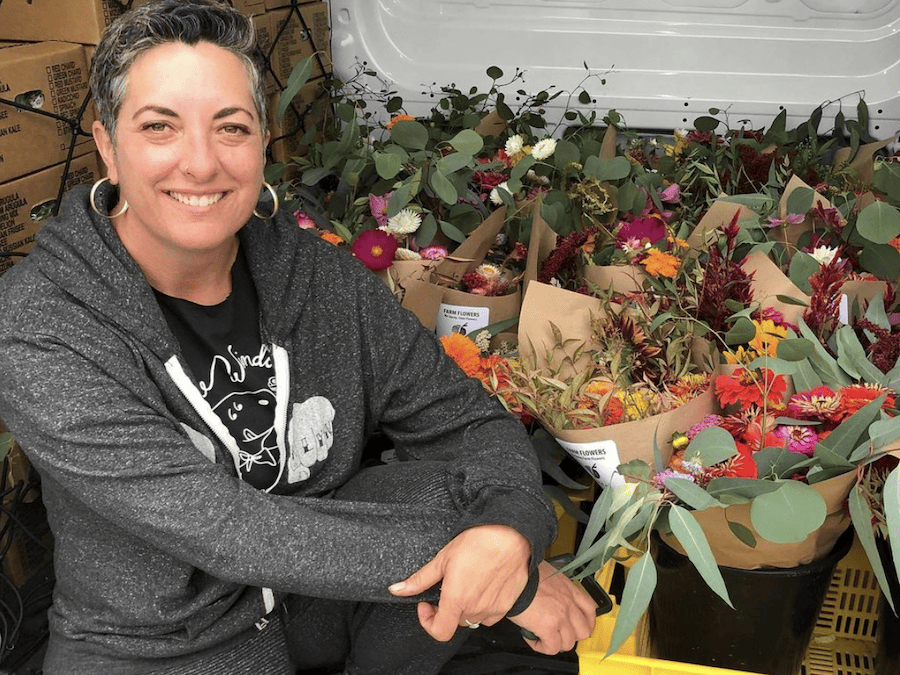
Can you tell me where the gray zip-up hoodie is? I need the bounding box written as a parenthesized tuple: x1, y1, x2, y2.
(0, 183, 556, 673)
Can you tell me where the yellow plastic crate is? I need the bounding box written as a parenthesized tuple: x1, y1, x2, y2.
(577, 534, 880, 675)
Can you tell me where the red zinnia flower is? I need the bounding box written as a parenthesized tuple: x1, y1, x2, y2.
(715, 368, 787, 409)
(835, 383, 896, 421)
(351, 229, 398, 271)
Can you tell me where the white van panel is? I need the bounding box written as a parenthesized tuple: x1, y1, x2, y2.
(330, 0, 900, 137)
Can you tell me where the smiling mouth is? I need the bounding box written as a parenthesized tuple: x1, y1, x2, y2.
(167, 191, 225, 207)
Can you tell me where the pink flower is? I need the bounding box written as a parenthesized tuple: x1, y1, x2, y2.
(767, 213, 805, 228)
(420, 245, 448, 260)
(351, 229, 398, 271)
(659, 184, 681, 203)
(774, 425, 818, 456)
(617, 216, 666, 244)
(368, 193, 392, 229)
(293, 210, 316, 229)
(687, 415, 725, 440)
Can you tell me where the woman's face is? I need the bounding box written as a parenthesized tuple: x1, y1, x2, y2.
(93, 41, 267, 259)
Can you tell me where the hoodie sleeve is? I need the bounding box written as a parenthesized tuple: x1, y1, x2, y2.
(352, 261, 558, 609)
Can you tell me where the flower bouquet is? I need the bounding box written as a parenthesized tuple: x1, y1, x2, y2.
(507, 279, 715, 489)
(562, 312, 900, 671)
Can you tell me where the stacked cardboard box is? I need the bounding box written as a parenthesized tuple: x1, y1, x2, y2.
(0, 41, 99, 275)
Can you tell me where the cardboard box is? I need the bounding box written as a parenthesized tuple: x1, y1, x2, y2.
(0, 42, 96, 184)
(0, 152, 101, 277)
(0, 0, 126, 45)
(267, 76, 327, 165)
(265, 3, 331, 93)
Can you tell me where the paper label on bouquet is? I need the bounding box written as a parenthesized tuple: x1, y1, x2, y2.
(553, 438, 624, 489)
(435, 304, 490, 337)
(839, 294, 849, 325)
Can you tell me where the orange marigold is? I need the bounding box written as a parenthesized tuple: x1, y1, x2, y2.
(641, 248, 680, 278)
(440, 333, 483, 379)
(387, 114, 416, 130)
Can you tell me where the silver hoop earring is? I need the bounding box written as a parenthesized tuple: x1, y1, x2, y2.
(253, 182, 279, 221)
(89, 177, 129, 219)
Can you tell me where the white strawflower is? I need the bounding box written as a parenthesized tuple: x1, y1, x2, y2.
(811, 246, 839, 265)
(383, 208, 422, 236)
(475, 263, 503, 278)
(395, 247, 422, 261)
(531, 137, 557, 161)
(490, 182, 511, 206)
(505, 134, 525, 156)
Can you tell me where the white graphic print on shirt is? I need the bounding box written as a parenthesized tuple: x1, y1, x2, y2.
(201, 344, 280, 488)
(287, 396, 336, 483)
(195, 344, 335, 488)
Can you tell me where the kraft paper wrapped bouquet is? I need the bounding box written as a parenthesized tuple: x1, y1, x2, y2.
(564, 313, 900, 658)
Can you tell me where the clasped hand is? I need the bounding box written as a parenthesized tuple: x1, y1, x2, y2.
(389, 524, 597, 654)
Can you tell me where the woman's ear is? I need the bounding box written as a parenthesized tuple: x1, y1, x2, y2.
(92, 120, 119, 185)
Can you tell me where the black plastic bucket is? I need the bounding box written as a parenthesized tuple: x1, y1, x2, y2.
(647, 528, 854, 675)
(876, 536, 900, 675)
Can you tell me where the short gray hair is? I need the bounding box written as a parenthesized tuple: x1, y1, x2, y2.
(90, 0, 267, 143)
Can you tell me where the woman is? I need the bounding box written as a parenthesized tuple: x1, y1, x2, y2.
(0, 1, 596, 673)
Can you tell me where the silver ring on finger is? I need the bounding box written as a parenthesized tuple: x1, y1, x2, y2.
(464, 619, 480, 629)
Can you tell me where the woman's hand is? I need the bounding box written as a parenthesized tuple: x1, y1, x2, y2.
(508, 560, 598, 655)
(389, 524, 531, 641)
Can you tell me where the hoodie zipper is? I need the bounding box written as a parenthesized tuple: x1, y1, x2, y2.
(164, 354, 279, 617)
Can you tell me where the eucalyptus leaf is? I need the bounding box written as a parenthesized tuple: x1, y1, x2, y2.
(607, 551, 657, 657)
(665, 477, 722, 511)
(687, 427, 737, 467)
(414, 213, 437, 247)
(813, 444, 855, 471)
(849, 486, 896, 613)
(275, 55, 313, 122)
(885, 468, 900, 600)
(598, 156, 632, 182)
(750, 481, 827, 543)
(390, 120, 429, 150)
(726, 519, 757, 548)
(429, 169, 458, 206)
(553, 139, 580, 172)
(706, 477, 782, 500)
(724, 316, 757, 345)
(788, 251, 819, 295)
(440, 220, 467, 244)
(510, 154, 536, 182)
(836, 326, 888, 384)
(436, 151, 474, 176)
(776, 338, 814, 362)
(864, 293, 891, 332)
(859, 244, 900, 282)
(669, 506, 732, 607)
(448, 129, 484, 156)
(544, 485, 590, 525)
(775, 294, 809, 307)
(869, 416, 900, 451)
(576, 482, 615, 556)
(619, 459, 653, 481)
(785, 186, 815, 217)
(820, 394, 885, 458)
(374, 152, 403, 180)
(857, 200, 900, 245)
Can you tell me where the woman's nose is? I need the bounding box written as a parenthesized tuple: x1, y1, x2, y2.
(180, 132, 219, 181)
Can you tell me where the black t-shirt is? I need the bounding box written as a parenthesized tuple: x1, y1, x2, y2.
(154, 249, 280, 491)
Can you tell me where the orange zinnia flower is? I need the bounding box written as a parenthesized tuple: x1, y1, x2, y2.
(641, 248, 680, 278)
(320, 231, 344, 246)
(440, 333, 483, 379)
(836, 383, 896, 421)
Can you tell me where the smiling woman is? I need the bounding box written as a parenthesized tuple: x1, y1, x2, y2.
(92, 40, 268, 305)
(0, 1, 596, 675)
